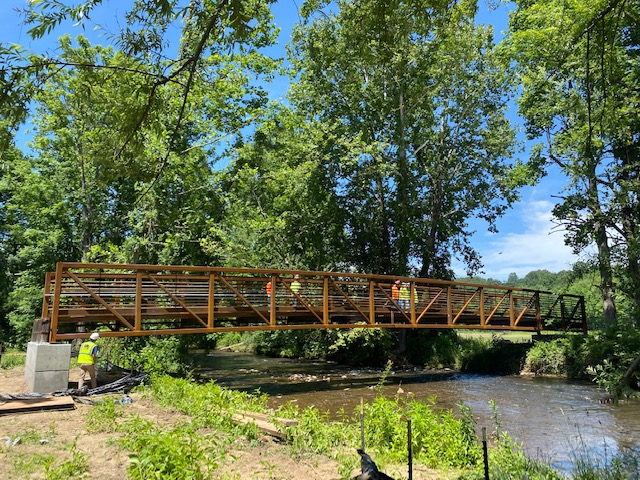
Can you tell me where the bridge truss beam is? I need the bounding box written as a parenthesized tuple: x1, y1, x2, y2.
(40, 263, 587, 341)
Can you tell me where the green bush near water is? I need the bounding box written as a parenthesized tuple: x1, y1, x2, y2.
(523, 338, 569, 375)
(458, 335, 531, 374)
(98, 335, 192, 376)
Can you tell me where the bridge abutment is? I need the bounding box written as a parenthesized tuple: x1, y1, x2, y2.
(25, 342, 71, 393)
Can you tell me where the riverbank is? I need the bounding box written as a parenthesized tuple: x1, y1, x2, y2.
(2, 361, 638, 480)
(0, 366, 448, 479)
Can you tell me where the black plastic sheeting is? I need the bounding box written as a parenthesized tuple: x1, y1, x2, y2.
(53, 362, 149, 397)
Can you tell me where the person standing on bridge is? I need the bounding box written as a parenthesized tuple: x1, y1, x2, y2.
(266, 280, 272, 304)
(399, 282, 410, 310)
(78, 332, 99, 390)
(391, 280, 400, 307)
(291, 274, 302, 307)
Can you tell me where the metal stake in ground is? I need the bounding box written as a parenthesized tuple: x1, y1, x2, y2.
(407, 419, 413, 480)
(482, 426, 490, 480)
(360, 397, 365, 451)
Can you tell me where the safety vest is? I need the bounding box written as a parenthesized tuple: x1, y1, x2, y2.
(266, 281, 272, 295)
(78, 341, 97, 365)
(399, 286, 410, 300)
(391, 285, 399, 300)
(291, 280, 301, 293)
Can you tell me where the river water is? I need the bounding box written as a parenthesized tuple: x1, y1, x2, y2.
(194, 351, 640, 473)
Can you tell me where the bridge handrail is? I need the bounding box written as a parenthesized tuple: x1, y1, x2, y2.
(40, 262, 587, 341)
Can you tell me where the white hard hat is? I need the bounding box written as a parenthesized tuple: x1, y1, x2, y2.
(90, 332, 99, 341)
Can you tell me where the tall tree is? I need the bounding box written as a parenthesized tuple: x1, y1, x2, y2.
(204, 105, 350, 270)
(1, 0, 279, 182)
(288, 0, 534, 278)
(1, 20, 277, 342)
(504, 0, 640, 329)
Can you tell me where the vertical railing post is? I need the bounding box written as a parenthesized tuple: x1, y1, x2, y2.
(323, 277, 329, 325)
(534, 292, 541, 332)
(509, 290, 515, 328)
(41, 272, 53, 320)
(135, 270, 143, 332)
(208, 273, 215, 329)
(580, 296, 587, 334)
(270, 274, 277, 326)
(447, 285, 453, 324)
(50, 262, 64, 343)
(410, 282, 416, 325)
(369, 279, 375, 325)
(479, 287, 485, 327)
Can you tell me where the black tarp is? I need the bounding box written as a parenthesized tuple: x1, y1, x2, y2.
(53, 362, 149, 396)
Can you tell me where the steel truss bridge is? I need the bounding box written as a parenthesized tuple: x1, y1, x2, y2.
(40, 262, 587, 342)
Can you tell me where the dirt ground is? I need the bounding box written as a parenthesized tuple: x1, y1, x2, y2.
(0, 367, 442, 480)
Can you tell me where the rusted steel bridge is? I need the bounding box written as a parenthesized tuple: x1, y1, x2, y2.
(41, 262, 587, 342)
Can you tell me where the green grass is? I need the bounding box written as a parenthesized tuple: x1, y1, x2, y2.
(0, 350, 26, 369)
(457, 331, 536, 343)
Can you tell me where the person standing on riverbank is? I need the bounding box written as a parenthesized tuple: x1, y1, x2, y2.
(78, 332, 99, 390)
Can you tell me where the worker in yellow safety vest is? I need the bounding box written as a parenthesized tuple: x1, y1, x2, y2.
(399, 282, 410, 310)
(291, 274, 301, 306)
(78, 332, 99, 390)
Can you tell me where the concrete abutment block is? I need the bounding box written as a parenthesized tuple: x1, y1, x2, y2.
(25, 342, 71, 393)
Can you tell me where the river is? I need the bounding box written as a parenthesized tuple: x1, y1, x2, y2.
(193, 351, 640, 473)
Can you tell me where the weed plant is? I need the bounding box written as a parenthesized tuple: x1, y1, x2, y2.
(360, 395, 482, 469)
(86, 397, 124, 433)
(4, 438, 87, 480)
(44, 440, 88, 480)
(126, 425, 220, 480)
(569, 431, 640, 480)
(147, 374, 268, 435)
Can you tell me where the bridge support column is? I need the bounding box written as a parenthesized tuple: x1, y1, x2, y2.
(25, 342, 71, 393)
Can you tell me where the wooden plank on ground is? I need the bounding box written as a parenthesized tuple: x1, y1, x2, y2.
(237, 411, 298, 427)
(0, 396, 75, 415)
(231, 411, 296, 439)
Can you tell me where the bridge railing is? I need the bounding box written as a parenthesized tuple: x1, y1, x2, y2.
(41, 262, 587, 341)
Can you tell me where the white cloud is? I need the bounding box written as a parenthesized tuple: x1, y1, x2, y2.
(455, 200, 586, 280)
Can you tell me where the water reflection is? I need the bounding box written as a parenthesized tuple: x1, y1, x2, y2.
(194, 351, 640, 472)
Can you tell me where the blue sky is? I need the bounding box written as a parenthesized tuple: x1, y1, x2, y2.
(1, 0, 585, 280)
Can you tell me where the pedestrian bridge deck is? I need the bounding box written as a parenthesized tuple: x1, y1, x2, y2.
(41, 262, 586, 341)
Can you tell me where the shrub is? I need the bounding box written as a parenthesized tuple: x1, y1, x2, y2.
(404, 330, 461, 368)
(126, 426, 219, 480)
(99, 335, 191, 375)
(458, 335, 531, 374)
(362, 395, 482, 469)
(523, 338, 569, 375)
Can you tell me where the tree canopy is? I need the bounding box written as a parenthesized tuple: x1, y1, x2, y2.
(0, 0, 638, 350)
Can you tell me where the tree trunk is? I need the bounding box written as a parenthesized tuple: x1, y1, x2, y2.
(620, 352, 640, 388)
(395, 88, 411, 274)
(375, 174, 393, 274)
(589, 179, 617, 331)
